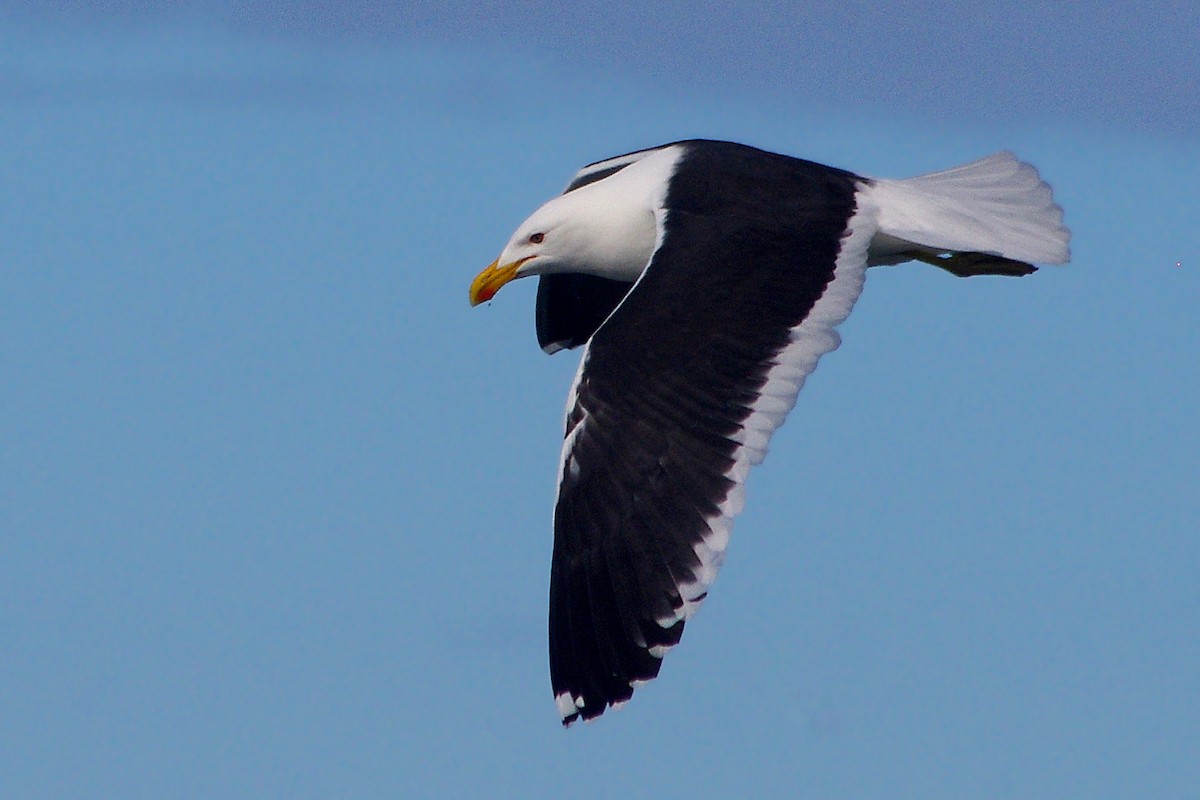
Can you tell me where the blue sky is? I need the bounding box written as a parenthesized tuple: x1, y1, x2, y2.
(2, 5, 1197, 798)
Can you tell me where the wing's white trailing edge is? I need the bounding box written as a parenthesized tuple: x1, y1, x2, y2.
(865, 151, 1071, 266)
(667, 198, 877, 625)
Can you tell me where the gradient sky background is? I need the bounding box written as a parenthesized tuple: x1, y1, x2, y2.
(3, 4, 1198, 798)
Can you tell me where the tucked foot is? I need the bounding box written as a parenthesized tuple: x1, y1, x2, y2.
(906, 250, 1038, 278)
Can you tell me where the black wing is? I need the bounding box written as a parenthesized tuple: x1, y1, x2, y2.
(549, 143, 871, 724)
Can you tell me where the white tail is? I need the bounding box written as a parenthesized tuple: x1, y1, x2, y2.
(864, 152, 1070, 266)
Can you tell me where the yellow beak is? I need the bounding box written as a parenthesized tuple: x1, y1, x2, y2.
(468, 258, 525, 306)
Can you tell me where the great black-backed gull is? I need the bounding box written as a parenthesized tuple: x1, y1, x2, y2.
(468, 140, 1069, 726)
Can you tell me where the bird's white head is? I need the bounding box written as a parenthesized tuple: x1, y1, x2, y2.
(469, 181, 658, 306)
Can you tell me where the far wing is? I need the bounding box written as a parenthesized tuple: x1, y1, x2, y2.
(561, 143, 679, 194)
(535, 274, 634, 354)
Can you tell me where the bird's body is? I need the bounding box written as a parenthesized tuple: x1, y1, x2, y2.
(469, 140, 1069, 726)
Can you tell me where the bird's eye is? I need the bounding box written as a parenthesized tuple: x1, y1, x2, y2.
(528, 232, 545, 244)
